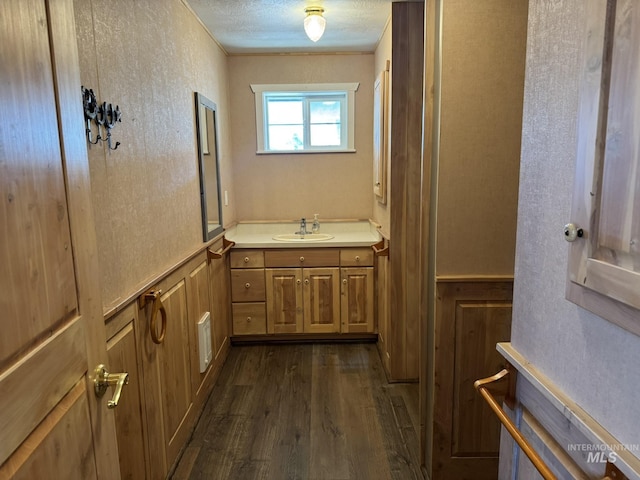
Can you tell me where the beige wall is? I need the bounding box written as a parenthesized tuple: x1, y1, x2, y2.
(372, 18, 392, 236)
(228, 54, 374, 221)
(435, 0, 527, 276)
(74, 0, 235, 312)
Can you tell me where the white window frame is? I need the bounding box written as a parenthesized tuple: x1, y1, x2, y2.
(250, 83, 359, 154)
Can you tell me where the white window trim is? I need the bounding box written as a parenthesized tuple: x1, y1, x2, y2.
(250, 82, 359, 154)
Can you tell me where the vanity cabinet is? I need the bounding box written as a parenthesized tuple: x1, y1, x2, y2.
(230, 247, 375, 337)
(340, 267, 374, 333)
(340, 249, 375, 333)
(265, 249, 341, 334)
(230, 250, 267, 334)
(265, 267, 341, 334)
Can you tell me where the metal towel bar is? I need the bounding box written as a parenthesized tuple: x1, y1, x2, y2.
(474, 369, 557, 480)
(474, 369, 628, 480)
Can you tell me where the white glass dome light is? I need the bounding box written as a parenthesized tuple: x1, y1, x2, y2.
(304, 7, 326, 42)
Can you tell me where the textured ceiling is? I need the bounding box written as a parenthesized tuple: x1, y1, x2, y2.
(185, 0, 397, 54)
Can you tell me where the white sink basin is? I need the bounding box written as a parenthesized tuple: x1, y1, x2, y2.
(272, 233, 334, 242)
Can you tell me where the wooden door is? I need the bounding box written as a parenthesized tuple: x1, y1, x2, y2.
(265, 268, 303, 333)
(0, 0, 119, 477)
(566, 0, 640, 335)
(340, 267, 374, 333)
(303, 268, 340, 333)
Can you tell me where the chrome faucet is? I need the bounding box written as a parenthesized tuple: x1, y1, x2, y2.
(296, 218, 309, 235)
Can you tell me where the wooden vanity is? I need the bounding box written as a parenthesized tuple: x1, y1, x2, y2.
(223, 220, 381, 340)
(230, 247, 375, 339)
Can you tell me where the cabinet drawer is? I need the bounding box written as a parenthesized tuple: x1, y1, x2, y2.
(232, 303, 266, 335)
(231, 270, 265, 302)
(340, 248, 374, 267)
(230, 250, 264, 268)
(264, 249, 340, 267)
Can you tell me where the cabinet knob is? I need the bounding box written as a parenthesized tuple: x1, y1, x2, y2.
(343, 279, 348, 285)
(244, 256, 250, 263)
(247, 316, 252, 322)
(564, 223, 584, 242)
(304, 278, 310, 285)
(355, 255, 360, 262)
(245, 282, 251, 289)
(299, 256, 305, 263)
(296, 279, 302, 285)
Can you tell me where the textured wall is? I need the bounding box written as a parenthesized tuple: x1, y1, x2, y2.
(435, 0, 527, 276)
(74, 0, 234, 312)
(228, 54, 374, 221)
(513, 0, 640, 451)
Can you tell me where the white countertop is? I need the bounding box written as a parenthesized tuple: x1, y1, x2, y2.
(224, 220, 381, 248)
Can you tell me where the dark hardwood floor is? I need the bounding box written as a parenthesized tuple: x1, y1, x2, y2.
(171, 343, 421, 480)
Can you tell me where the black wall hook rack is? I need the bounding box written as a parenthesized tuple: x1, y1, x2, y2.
(81, 86, 122, 150)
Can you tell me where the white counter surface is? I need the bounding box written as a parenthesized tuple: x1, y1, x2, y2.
(224, 220, 381, 249)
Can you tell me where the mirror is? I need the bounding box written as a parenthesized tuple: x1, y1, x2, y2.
(195, 92, 223, 241)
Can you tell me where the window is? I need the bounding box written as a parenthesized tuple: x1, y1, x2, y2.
(251, 83, 359, 154)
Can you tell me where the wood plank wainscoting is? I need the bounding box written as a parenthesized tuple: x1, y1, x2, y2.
(103, 235, 232, 479)
(429, 278, 514, 479)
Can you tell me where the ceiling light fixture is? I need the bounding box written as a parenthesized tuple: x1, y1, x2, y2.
(304, 7, 326, 42)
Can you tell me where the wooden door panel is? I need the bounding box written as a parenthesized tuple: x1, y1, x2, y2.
(376, 252, 391, 373)
(159, 280, 192, 464)
(2, 381, 97, 479)
(433, 281, 513, 479)
(140, 277, 193, 477)
(209, 252, 230, 361)
(304, 268, 340, 333)
(266, 268, 303, 333)
(586, 0, 640, 306)
(567, 0, 640, 331)
(452, 302, 512, 455)
(0, 320, 87, 466)
(0, 0, 77, 370)
(340, 267, 374, 333)
(106, 306, 147, 480)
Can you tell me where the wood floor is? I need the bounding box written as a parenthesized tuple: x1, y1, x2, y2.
(171, 343, 422, 480)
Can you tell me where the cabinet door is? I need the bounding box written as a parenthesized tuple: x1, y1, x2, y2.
(341, 267, 374, 333)
(303, 268, 341, 333)
(567, 0, 640, 335)
(140, 279, 193, 477)
(209, 250, 231, 361)
(265, 268, 303, 333)
(106, 304, 148, 480)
